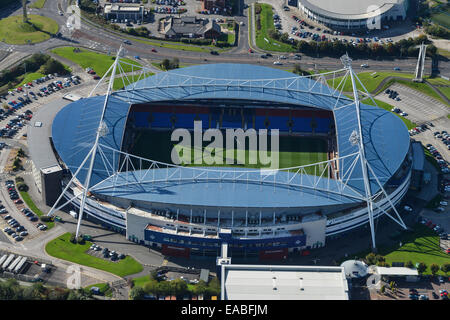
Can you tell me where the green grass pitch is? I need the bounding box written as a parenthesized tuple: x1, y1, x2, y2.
(128, 130, 328, 175)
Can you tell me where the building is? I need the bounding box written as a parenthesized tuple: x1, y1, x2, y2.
(103, 4, 144, 21)
(298, 0, 409, 30)
(32, 63, 411, 260)
(220, 264, 350, 300)
(410, 141, 424, 191)
(27, 98, 70, 206)
(374, 266, 419, 282)
(160, 16, 221, 39)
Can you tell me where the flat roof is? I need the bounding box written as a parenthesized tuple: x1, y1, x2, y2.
(221, 264, 349, 300)
(375, 267, 419, 276)
(104, 4, 143, 13)
(28, 98, 71, 170)
(300, 0, 404, 20)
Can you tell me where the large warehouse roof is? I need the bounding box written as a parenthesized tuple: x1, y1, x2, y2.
(300, 0, 404, 20)
(221, 264, 349, 300)
(51, 64, 410, 208)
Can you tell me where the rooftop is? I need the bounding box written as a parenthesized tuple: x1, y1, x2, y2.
(300, 0, 405, 19)
(221, 264, 349, 300)
(28, 98, 71, 170)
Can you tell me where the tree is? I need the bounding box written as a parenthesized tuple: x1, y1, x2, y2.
(40, 59, 69, 76)
(293, 64, 305, 76)
(129, 286, 146, 300)
(389, 281, 396, 291)
(161, 59, 171, 71)
(296, 40, 310, 53)
(192, 280, 208, 296)
(69, 232, 77, 244)
(143, 279, 159, 294)
(380, 284, 385, 294)
(441, 263, 450, 275)
(18, 147, 25, 158)
(169, 279, 188, 296)
(206, 277, 220, 297)
(156, 280, 170, 296)
(171, 58, 179, 69)
(430, 264, 439, 276)
(417, 262, 427, 275)
(365, 253, 377, 265)
(405, 260, 414, 268)
(22, 0, 28, 23)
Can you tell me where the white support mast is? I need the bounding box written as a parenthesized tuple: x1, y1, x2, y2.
(341, 54, 407, 251)
(47, 46, 124, 238)
(73, 46, 124, 238)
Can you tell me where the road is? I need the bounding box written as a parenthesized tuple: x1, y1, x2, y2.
(0, 0, 442, 77)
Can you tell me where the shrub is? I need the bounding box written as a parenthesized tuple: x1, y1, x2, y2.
(430, 263, 440, 276)
(441, 263, 450, 274)
(129, 286, 145, 300)
(69, 233, 77, 244)
(40, 216, 51, 222)
(417, 262, 427, 275)
(76, 236, 85, 245)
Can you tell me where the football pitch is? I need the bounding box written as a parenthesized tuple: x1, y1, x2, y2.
(129, 130, 328, 174)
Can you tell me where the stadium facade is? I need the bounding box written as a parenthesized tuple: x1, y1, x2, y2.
(298, 0, 409, 30)
(44, 58, 412, 260)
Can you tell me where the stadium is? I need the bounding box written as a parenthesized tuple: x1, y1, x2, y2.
(298, 0, 409, 30)
(43, 57, 413, 260)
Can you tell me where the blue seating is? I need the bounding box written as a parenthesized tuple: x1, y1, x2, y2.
(151, 113, 172, 128)
(267, 117, 289, 132)
(174, 113, 197, 129)
(221, 113, 242, 129)
(133, 112, 151, 128)
(210, 112, 221, 129)
(195, 114, 210, 129)
(315, 118, 331, 133)
(292, 117, 312, 133)
(243, 114, 253, 129)
(255, 116, 267, 130)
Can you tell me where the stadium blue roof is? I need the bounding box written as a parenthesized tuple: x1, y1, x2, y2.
(51, 63, 410, 208)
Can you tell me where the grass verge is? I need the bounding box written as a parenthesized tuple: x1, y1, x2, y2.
(19, 191, 54, 229)
(84, 283, 113, 297)
(15, 72, 46, 88)
(30, 0, 47, 9)
(382, 224, 450, 275)
(254, 3, 295, 52)
(345, 224, 450, 275)
(46, 233, 143, 277)
(328, 71, 414, 93)
(0, 15, 58, 44)
(51, 47, 141, 77)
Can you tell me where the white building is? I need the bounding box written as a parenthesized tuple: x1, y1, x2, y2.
(298, 0, 409, 30)
(220, 264, 349, 300)
(104, 4, 144, 21)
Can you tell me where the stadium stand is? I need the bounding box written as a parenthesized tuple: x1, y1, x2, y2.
(151, 113, 172, 128)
